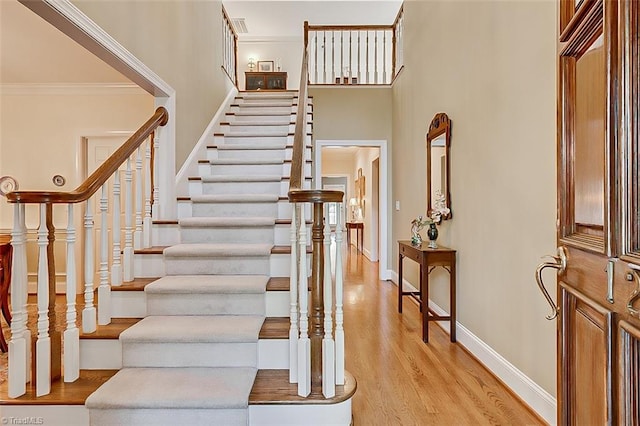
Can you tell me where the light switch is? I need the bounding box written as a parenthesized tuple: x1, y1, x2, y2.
(395, 201, 400, 211)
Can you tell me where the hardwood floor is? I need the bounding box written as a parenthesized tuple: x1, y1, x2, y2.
(343, 246, 544, 425)
(0, 245, 545, 424)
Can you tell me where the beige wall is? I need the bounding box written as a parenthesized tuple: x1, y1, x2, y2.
(73, 0, 231, 170)
(392, 1, 557, 395)
(310, 87, 392, 142)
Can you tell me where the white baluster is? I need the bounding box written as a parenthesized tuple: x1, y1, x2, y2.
(322, 205, 335, 398)
(134, 146, 143, 250)
(297, 212, 310, 397)
(9, 204, 29, 397)
(143, 138, 152, 248)
(382, 30, 387, 84)
(123, 158, 134, 282)
(112, 170, 122, 287)
(83, 198, 96, 334)
(64, 204, 79, 382)
(335, 206, 345, 385)
(152, 130, 160, 221)
(35, 204, 51, 396)
(98, 185, 111, 325)
(289, 204, 299, 383)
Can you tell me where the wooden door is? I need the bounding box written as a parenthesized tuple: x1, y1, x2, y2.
(548, 0, 640, 423)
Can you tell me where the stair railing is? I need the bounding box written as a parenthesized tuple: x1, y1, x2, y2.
(5, 107, 168, 398)
(222, 5, 239, 87)
(289, 22, 345, 398)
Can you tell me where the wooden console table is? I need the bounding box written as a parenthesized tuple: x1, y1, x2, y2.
(346, 222, 364, 252)
(398, 240, 456, 343)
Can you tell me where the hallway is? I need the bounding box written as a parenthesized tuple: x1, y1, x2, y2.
(343, 247, 543, 425)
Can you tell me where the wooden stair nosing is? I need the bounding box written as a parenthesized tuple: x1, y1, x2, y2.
(111, 277, 159, 291)
(152, 220, 178, 225)
(249, 369, 357, 405)
(259, 317, 289, 339)
(271, 245, 312, 254)
(80, 318, 141, 340)
(267, 276, 311, 292)
(134, 246, 167, 255)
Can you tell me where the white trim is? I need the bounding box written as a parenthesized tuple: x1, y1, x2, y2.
(0, 83, 147, 96)
(388, 272, 557, 425)
(310, 85, 392, 90)
(315, 140, 390, 280)
(175, 86, 239, 196)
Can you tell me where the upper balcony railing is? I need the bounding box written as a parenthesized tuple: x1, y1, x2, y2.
(222, 5, 239, 86)
(305, 6, 404, 86)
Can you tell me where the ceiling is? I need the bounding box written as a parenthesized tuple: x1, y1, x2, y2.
(223, 1, 403, 39)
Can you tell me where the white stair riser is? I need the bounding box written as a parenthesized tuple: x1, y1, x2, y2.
(231, 105, 294, 114)
(200, 180, 281, 196)
(229, 113, 293, 122)
(266, 291, 290, 317)
(152, 224, 180, 246)
(257, 339, 289, 369)
(208, 163, 284, 176)
(274, 224, 311, 245)
(79, 338, 289, 370)
(147, 293, 266, 316)
(212, 148, 286, 161)
(220, 123, 292, 133)
(283, 162, 311, 177)
(181, 226, 274, 244)
(90, 408, 247, 426)
(177, 200, 192, 219)
(80, 339, 123, 369)
(249, 401, 352, 426)
(111, 291, 147, 318)
(270, 253, 311, 278)
(278, 201, 312, 220)
(122, 342, 257, 368)
(165, 256, 270, 275)
(134, 254, 165, 278)
(192, 201, 278, 217)
(221, 135, 290, 145)
(236, 96, 296, 104)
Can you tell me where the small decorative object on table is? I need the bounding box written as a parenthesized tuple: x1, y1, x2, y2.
(426, 190, 451, 249)
(410, 215, 430, 246)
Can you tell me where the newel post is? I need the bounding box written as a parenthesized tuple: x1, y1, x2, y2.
(310, 201, 325, 389)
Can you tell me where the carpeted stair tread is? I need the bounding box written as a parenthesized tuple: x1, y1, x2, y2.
(200, 174, 282, 183)
(85, 367, 256, 409)
(221, 132, 289, 138)
(215, 143, 286, 150)
(120, 316, 264, 343)
(145, 275, 268, 294)
(179, 217, 276, 227)
(164, 243, 273, 257)
(191, 194, 279, 203)
(226, 120, 291, 126)
(208, 158, 284, 165)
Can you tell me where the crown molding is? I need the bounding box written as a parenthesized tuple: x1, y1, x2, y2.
(0, 83, 147, 96)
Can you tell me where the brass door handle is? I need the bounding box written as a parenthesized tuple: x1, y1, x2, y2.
(627, 264, 640, 318)
(535, 247, 567, 320)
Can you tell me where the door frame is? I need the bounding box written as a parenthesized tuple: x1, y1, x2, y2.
(314, 139, 390, 280)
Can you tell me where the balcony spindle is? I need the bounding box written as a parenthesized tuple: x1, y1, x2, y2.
(349, 31, 353, 83)
(289, 204, 299, 383)
(358, 31, 361, 84)
(35, 204, 51, 396)
(143, 139, 152, 248)
(366, 31, 370, 84)
(134, 146, 143, 250)
(323, 31, 327, 84)
(331, 31, 335, 83)
(322, 206, 335, 398)
(340, 30, 344, 82)
(64, 204, 79, 382)
(8, 204, 29, 397)
(98, 185, 111, 325)
(374, 31, 378, 84)
(314, 32, 319, 83)
(112, 170, 122, 287)
(335, 206, 345, 385)
(383, 31, 387, 83)
(297, 213, 311, 397)
(124, 158, 134, 282)
(83, 198, 96, 334)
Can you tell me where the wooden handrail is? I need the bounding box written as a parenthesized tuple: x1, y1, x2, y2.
(6, 107, 168, 205)
(307, 24, 393, 31)
(288, 22, 310, 194)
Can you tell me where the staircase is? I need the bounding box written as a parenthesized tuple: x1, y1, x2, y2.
(78, 92, 352, 425)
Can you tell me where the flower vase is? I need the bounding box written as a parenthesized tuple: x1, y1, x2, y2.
(427, 223, 438, 248)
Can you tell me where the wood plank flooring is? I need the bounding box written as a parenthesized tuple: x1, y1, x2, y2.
(343, 247, 544, 425)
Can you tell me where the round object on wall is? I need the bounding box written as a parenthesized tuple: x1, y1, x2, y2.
(0, 176, 18, 196)
(52, 174, 66, 187)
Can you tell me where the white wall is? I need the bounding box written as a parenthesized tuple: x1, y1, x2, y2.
(353, 147, 379, 261)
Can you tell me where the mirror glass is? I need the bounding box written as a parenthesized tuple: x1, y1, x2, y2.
(426, 113, 451, 220)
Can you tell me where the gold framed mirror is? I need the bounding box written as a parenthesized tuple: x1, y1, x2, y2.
(426, 113, 452, 220)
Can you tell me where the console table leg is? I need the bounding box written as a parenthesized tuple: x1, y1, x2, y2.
(398, 255, 403, 313)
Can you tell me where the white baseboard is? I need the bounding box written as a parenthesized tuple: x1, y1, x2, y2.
(389, 272, 556, 425)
